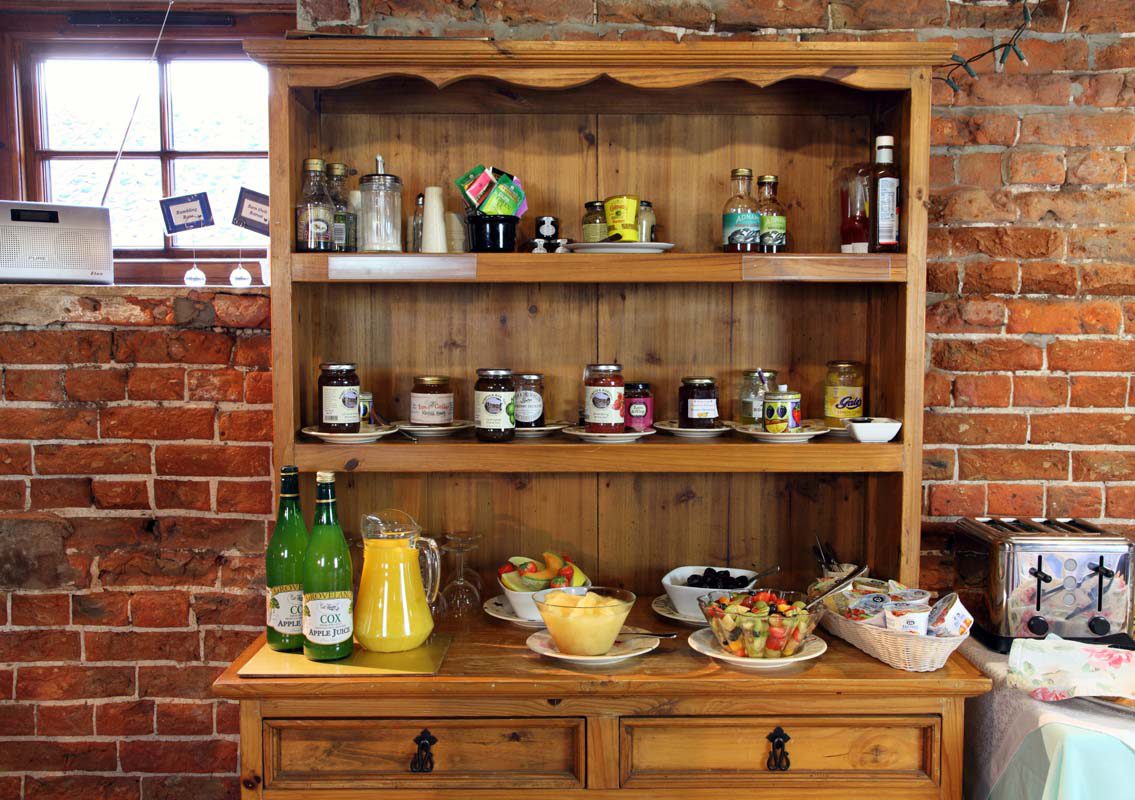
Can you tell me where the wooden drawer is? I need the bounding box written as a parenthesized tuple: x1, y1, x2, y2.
(620, 716, 940, 787)
(263, 717, 585, 790)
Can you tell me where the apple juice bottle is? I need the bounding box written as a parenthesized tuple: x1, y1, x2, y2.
(302, 471, 354, 661)
(266, 465, 308, 651)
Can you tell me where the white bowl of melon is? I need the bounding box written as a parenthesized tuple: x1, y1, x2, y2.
(498, 551, 591, 621)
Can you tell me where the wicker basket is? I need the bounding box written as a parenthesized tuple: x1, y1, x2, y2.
(821, 612, 968, 672)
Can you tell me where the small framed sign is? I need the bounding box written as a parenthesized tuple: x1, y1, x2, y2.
(232, 187, 270, 237)
(160, 193, 213, 235)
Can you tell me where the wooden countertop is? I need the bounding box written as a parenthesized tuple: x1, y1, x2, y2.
(213, 608, 991, 700)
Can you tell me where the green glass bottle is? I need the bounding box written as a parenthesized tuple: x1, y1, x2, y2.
(266, 465, 308, 652)
(302, 471, 354, 660)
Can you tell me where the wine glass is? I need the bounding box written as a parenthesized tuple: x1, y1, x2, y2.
(440, 530, 482, 619)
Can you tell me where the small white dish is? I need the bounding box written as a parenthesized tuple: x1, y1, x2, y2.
(392, 420, 474, 437)
(653, 420, 731, 439)
(651, 594, 708, 627)
(731, 420, 830, 444)
(483, 595, 546, 628)
(688, 627, 828, 670)
(562, 426, 656, 444)
(846, 417, 903, 443)
(512, 422, 572, 439)
(526, 626, 660, 666)
(565, 242, 675, 255)
(301, 424, 398, 444)
(661, 566, 759, 618)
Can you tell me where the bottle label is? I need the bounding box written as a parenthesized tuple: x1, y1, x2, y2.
(514, 389, 544, 424)
(268, 584, 303, 635)
(585, 386, 625, 425)
(322, 385, 360, 425)
(582, 222, 608, 243)
(625, 397, 654, 431)
(475, 390, 515, 429)
(332, 219, 347, 247)
(877, 177, 899, 245)
(410, 392, 454, 425)
(302, 591, 353, 644)
(825, 386, 864, 419)
(298, 207, 333, 244)
(687, 398, 719, 420)
(759, 215, 787, 247)
(723, 212, 761, 246)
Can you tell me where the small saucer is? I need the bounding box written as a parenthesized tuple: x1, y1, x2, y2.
(651, 594, 706, 626)
(562, 426, 656, 444)
(526, 627, 660, 666)
(653, 420, 731, 439)
(512, 422, 572, 439)
(392, 420, 474, 438)
(301, 424, 398, 444)
(730, 420, 831, 444)
(483, 595, 546, 628)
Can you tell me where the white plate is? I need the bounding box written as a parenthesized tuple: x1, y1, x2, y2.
(512, 422, 572, 439)
(562, 426, 656, 444)
(653, 420, 731, 439)
(565, 242, 675, 255)
(730, 419, 831, 444)
(483, 595, 546, 628)
(392, 420, 474, 437)
(688, 627, 828, 670)
(651, 594, 707, 626)
(301, 424, 398, 444)
(526, 626, 661, 666)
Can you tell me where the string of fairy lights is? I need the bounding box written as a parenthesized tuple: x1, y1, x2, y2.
(935, 0, 1040, 92)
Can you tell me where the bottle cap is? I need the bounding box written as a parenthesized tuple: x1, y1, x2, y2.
(731, 168, 754, 178)
(281, 465, 298, 474)
(302, 158, 326, 172)
(326, 162, 349, 176)
(758, 174, 778, 184)
(875, 135, 895, 147)
(316, 471, 335, 483)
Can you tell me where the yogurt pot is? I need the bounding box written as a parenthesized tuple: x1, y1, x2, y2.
(889, 589, 932, 605)
(848, 595, 887, 627)
(851, 578, 890, 595)
(929, 592, 974, 637)
(885, 601, 931, 635)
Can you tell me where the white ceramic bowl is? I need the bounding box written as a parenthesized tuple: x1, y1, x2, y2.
(500, 577, 591, 621)
(661, 566, 759, 618)
(846, 417, 902, 443)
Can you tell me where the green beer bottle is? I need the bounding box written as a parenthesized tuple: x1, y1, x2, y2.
(302, 471, 354, 660)
(266, 465, 308, 651)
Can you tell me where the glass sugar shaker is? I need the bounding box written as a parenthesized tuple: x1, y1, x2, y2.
(359, 154, 403, 252)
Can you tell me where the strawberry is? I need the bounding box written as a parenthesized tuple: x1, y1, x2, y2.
(558, 565, 574, 578)
(520, 561, 539, 575)
(550, 575, 569, 588)
(497, 563, 517, 576)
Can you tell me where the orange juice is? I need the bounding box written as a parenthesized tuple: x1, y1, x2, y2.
(354, 536, 435, 652)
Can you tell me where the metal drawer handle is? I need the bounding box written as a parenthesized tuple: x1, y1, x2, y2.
(409, 728, 437, 773)
(766, 726, 791, 772)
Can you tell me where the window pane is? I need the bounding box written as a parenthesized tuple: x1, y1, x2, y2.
(42, 59, 160, 151)
(47, 159, 165, 248)
(169, 60, 268, 150)
(172, 158, 269, 248)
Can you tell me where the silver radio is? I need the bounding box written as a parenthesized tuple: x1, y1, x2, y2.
(0, 200, 113, 284)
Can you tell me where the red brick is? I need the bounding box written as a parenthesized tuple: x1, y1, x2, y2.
(73, 592, 131, 626)
(1018, 189, 1135, 224)
(84, 630, 199, 662)
(0, 330, 112, 364)
(96, 700, 155, 736)
(927, 261, 959, 294)
(0, 702, 35, 735)
(232, 335, 270, 369)
(36, 442, 150, 475)
(93, 479, 150, 510)
(958, 449, 1068, 481)
(30, 477, 92, 509)
(1069, 227, 1135, 260)
(215, 701, 240, 734)
(0, 408, 97, 439)
(987, 484, 1045, 517)
(244, 371, 272, 403)
(0, 740, 117, 772)
(127, 367, 185, 400)
(216, 480, 272, 514)
(120, 739, 238, 774)
(956, 74, 1074, 107)
(219, 555, 264, 587)
(926, 298, 1004, 333)
(16, 665, 134, 700)
(156, 444, 271, 477)
(0, 630, 80, 662)
(0, 478, 25, 510)
(98, 550, 220, 588)
(1106, 486, 1135, 518)
(924, 370, 952, 407)
(101, 406, 215, 441)
(962, 260, 1017, 294)
(131, 590, 191, 628)
(1075, 73, 1135, 108)
(928, 483, 985, 517)
(204, 629, 256, 662)
(932, 339, 1044, 371)
(218, 409, 272, 441)
(157, 516, 266, 552)
(187, 368, 244, 401)
(154, 479, 211, 511)
(937, 188, 1017, 224)
(1070, 375, 1127, 407)
(1067, 0, 1135, 33)
(26, 775, 140, 800)
(67, 516, 153, 550)
(931, 113, 1018, 146)
(924, 411, 1028, 444)
(953, 374, 1012, 407)
(139, 665, 224, 700)
(10, 592, 70, 626)
(1006, 150, 1065, 185)
(0, 669, 12, 699)
(1082, 264, 1135, 295)
(1019, 262, 1077, 295)
(37, 703, 94, 736)
(1004, 38, 1088, 74)
(1074, 452, 1135, 481)
(1020, 113, 1135, 147)
(0, 443, 31, 474)
(1048, 340, 1135, 372)
(1047, 484, 1102, 518)
(4, 368, 63, 401)
(1007, 299, 1122, 334)
(1031, 412, 1135, 444)
(949, 0, 1066, 33)
(1098, 38, 1135, 69)
(1066, 150, 1126, 185)
(923, 449, 955, 481)
(955, 152, 1002, 189)
(929, 154, 954, 188)
(114, 330, 234, 365)
(950, 227, 1063, 259)
(157, 701, 214, 734)
(64, 368, 128, 401)
(193, 592, 263, 627)
(598, 0, 714, 29)
(829, 0, 946, 28)
(480, 0, 594, 24)
(211, 293, 271, 328)
(141, 776, 239, 800)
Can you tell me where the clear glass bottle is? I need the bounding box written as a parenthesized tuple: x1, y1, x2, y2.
(839, 164, 872, 254)
(756, 174, 788, 253)
(326, 162, 356, 253)
(870, 135, 900, 253)
(410, 192, 424, 252)
(637, 200, 656, 243)
(295, 158, 334, 253)
(722, 168, 761, 252)
(359, 155, 403, 253)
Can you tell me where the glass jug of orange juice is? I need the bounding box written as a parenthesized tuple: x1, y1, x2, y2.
(354, 509, 440, 652)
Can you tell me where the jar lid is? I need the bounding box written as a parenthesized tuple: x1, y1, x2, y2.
(639, 200, 652, 208)
(587, 364, 622, 372)
(765, 390, 800, 400)
(303, 158, 326, 172)
(681, 376, 716, 385)
(326, 162, 349, 176)
(414, 375, 450, 384)
(626, 382, 651, 391)
(758, 174, 779, 184)
(731, 168, 753, 178)
(827, 360, 862, 368)
(319, 362, 357, 371)
(742, 368, 777, 377)
(515, 373, 543, 381)
(361, 173, 403, 188)
(585, 200, 604, 210)
(476, 368, 512, 377)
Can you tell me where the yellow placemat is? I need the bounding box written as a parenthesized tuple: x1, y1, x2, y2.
(238, 634, 452, 678)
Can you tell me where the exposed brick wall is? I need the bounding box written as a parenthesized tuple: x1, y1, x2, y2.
(0, 287, 270, 800)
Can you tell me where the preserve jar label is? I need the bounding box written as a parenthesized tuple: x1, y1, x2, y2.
(515, 389, 544, 424)
(322, 385, 360, 425)
(475, 390, 515, 429)
(824, 386, 864, 419)
(585, 386, 625, 424)
(582, 222, 607, 243)
(723, 211, 760, 246)
(302, 591, 353, 644)
(267, 584, 303, 635)
(759, 214, 787, 247)
(626, 397, 654, 431)
(877, 177, 899, 245)
(687, 398, 719, 419)
(410, 391, 454, 425)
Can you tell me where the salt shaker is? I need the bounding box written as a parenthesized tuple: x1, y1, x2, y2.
(359, 154, 403, 252)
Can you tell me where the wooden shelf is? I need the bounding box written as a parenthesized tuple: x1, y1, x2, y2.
(294, 436, 904, 474)
(290, 252, 907, 283)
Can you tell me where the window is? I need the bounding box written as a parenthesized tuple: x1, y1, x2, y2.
(26, 45, 269, 258)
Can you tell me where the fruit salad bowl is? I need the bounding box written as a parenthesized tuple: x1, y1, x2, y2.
(498, 551, 590, 621)
(698, 590, 821, 659)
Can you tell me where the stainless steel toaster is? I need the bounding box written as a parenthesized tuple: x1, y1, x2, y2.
(952, 517, 1134, 653)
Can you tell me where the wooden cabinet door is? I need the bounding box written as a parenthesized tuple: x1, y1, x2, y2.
(263, 717, 585, 790)
(620, 716, 939, 788)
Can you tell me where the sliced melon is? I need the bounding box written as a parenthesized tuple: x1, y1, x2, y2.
(541, 551, 565, 573)
(508, 556, 538, 570)
(521, 575, 551, 591)
(566, 561, 589, 587)
(500, 571, 529, 592)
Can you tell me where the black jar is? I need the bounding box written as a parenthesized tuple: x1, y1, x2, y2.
(678, 376, 719, 429)
(318, 362, 361, 434)
(474, 368, 516, 442)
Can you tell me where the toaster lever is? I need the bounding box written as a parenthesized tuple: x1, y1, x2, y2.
(1028, 557, 1052, 612)
(1088, 558, 1115, 613)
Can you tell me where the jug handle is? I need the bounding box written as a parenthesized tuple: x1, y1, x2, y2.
(420, 536, 441, 605)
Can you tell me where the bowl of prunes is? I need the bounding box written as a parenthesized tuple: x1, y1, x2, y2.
(661, 565, 759, 618)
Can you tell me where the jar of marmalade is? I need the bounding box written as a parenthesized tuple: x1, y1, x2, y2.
(624, 382, 654, 432)
(584, 364, 624, 433)
(678, 376, 718, 429)
(410, 375, 454, 425)
(514, 373, 545, 428)
(319, 362, 360, 434)
(474, 369, 515, 442)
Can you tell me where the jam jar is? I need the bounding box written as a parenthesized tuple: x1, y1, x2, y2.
(584, 364, 624, 433)
(824, 360, 865, 429)
(474, 369, 516, 442)
(678, 376, 719, 429)
(737, 368, 777, 426)
(410, 375, 454, 425)
(319, 363, 361, 434)
(624, 382, 654, 432)
(514, 373, 545, 428)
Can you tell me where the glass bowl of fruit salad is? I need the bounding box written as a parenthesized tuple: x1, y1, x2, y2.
(698, 590, 821, 658)
(662, 566, 760, 618)
(533, 586, 636, 656)
(498, 552, 590, 621)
